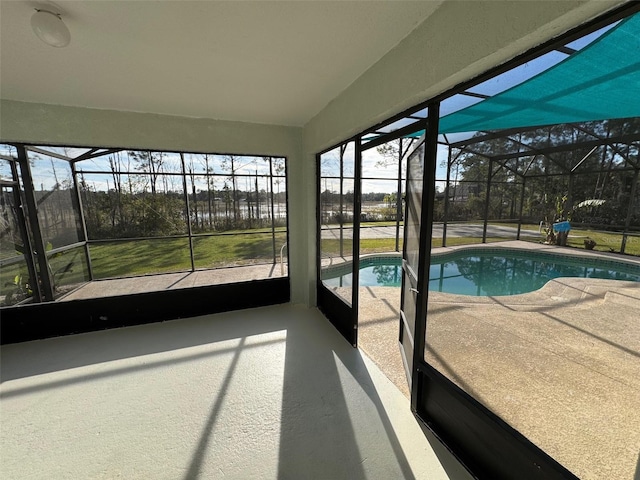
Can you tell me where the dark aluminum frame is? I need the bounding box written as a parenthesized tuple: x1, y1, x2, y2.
(316, 140, 360, 346)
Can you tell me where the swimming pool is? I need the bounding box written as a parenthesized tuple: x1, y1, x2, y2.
(321, 249, 640, 296)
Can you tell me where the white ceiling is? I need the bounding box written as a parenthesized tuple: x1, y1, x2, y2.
(0, 0, 443, 127)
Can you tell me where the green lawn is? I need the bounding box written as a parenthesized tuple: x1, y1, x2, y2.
(89, 232, 288, 279)
(432, 237, 508, 247)
(320, 236, 511, 256)
(438, 221, 640, 256)
(320, 237, 402, 256)
(563, 229, 640, 256)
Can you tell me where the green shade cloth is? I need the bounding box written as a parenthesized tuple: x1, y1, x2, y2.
(438, 13, 640, 134)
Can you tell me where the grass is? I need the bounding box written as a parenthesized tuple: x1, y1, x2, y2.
(321, 236, 509, 256)
(324, 225, 640, 257)
(1, 230, 289, 300)
(435, 221, 640, 256)
(90, 238, 193, 278)
(563, 229, 640, 256)
(432, 237, 507, 247)
(320, 238, 402, 256)
(493, 222, 640, 256)
(90, 232, 288, 279)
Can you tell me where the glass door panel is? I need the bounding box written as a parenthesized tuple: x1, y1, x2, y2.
(27, 151, 83, 248)
(26, 150, 89, 299)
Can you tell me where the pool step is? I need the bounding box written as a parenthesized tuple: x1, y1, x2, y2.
(603, 287, 640, 307)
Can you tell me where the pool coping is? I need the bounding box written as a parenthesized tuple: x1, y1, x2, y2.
(432, 240, 640, 266)
(321, 241, 640, 305)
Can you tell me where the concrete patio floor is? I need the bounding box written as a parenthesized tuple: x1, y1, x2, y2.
(61, 263, 285, 301)
(0, 304, 473, 480)
(354, 242, 640, 480)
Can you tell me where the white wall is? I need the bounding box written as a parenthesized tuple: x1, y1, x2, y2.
(0, 100, 300, 157)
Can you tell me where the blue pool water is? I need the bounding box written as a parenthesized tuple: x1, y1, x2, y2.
(322, 250, 640, 296)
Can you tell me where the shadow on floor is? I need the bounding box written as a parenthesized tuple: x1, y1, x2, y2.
(1, 304, 471, 480)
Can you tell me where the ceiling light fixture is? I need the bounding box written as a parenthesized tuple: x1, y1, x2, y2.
(31, 8, 70, 48)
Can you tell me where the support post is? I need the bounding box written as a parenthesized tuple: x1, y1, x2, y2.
(517, 177, 526, 240)
(339, 145, 345, 259)
(351, 138, 363, 347)
(482, 159, 493, 243)
(621, 168, 639, 254)
(180, 153, 196, 272)
(443, 148, 452, 247)
(395, 138, 403, 252)
(269, 158, 277, 263)
(71, 162, 94, 281)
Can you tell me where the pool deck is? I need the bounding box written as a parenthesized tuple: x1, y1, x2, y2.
(351, 241, 640, 480)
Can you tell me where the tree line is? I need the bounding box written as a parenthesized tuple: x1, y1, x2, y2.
(437, 118, 640, 230)
(78, 152, 287, 239)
